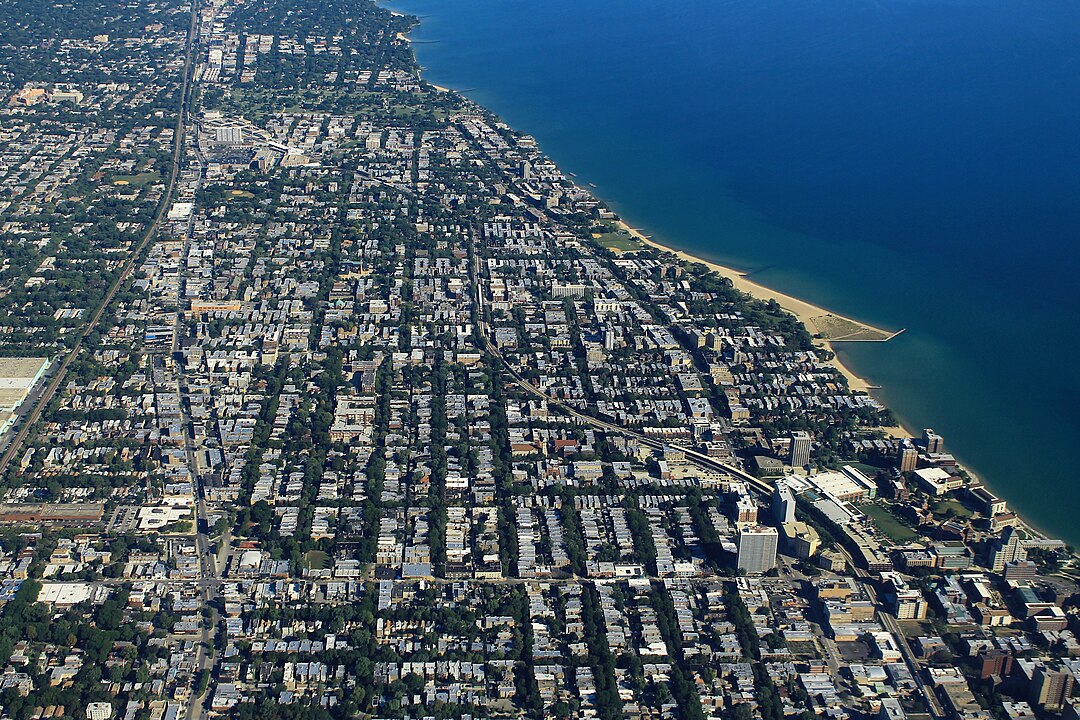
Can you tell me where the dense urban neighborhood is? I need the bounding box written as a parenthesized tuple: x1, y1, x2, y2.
(0, 1, 1075, 720)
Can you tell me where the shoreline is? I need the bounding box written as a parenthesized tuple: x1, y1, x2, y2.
(616, 221, 906, 401)
(391, 4, 1074, 552)
(386, 0, 908, 431)
(615, 223, 1066, 543)
(614, 224, 1062, 540)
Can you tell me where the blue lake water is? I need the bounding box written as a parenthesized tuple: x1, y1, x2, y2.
(385, 0, 1080, 545)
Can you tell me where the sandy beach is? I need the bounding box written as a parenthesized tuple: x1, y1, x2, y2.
(393, 10, 911, 438)
(614, 221, 911, 433)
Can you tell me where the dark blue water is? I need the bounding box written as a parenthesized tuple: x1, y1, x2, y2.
(386, 0, 1080, 544)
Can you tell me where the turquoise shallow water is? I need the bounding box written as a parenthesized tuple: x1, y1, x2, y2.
(385, 0, 1080, 545)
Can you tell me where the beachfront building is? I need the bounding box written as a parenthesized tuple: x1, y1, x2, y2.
(915, 467, 964, 496)
(922, 428, 945, 454)
(989, 526, 1027, 573)
(897, 439, 918, 473)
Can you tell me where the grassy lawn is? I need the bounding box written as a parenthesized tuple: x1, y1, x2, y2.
(112, 172, 160, 187)
(809, 314, 894, 341)
(932, 499, 972, 519)
(227, 189, 256, 199)
(593, 231, 642, 252)
(304, 550, 329, 570)
(859, 502, 919, 543)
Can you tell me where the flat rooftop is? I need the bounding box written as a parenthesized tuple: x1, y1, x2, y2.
(0, 503, 104, 523)
(807, 470, 867, 499)
(38, 582, 93, 606)
(0, 357, 49, 410)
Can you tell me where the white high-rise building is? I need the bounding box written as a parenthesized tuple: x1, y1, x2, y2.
(737, 525, 778, 574)
(989, 526, 1026, 573)
(772, 481, 797, 525)
(214, 126, 244, 145)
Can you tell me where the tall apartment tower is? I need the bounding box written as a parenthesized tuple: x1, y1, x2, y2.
(922, 428, 945, 454)
(1033, 665, 1075, 713)
(737, 525, 778, 574)
(989, 526, 1026, 573)
(772, 481, 797, 525)
(789, 431, 812, 468)
(897, 439, 918, 473)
